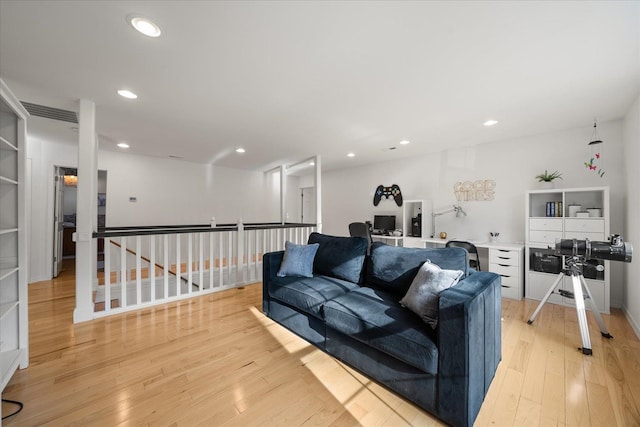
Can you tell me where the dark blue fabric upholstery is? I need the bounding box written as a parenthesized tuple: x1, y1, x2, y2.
(268, 300, 326, 347)
(438, 271, 502, 427)
(367, 243, 469, 296)
(326, 327, 438, 414)
(267, 274, 360, 318)
(324, 287, 438, 374)
(308, 232, 368, 284)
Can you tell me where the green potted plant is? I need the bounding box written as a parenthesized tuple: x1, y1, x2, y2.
(535, 169, 563, 188)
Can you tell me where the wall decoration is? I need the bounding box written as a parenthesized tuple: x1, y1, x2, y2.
(373, 184, 403, 206)
(453, 180, 495, 201)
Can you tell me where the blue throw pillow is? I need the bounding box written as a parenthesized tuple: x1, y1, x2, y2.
(399, 260, 463, 329)
(307, 232, 368, 283)
(277, 241, 320, 278)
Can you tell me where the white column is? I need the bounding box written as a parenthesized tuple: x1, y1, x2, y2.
(314, 155, 322, 233)
(74, 99, 97, 323)
(280, 164, 287, 224)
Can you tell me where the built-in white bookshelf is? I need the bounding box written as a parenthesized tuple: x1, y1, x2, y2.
(0, 79, 29, 396)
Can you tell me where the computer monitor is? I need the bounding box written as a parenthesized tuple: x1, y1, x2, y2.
(373, 215, 396, 234)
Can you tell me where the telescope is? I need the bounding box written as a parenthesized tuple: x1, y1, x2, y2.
(554, 235, 632, 263)
(529, 234, 633, 356)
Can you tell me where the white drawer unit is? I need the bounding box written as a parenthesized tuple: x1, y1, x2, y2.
(529, 218, 563, 231)
(563, 218, 605, 242)
(488, 245, 523, 300)
(564, 218, 605, 233)
(564, 231, 605, 241)
(529, 230, 563, 245)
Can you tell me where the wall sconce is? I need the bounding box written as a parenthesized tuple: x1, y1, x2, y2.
(431, 205, 467, 238)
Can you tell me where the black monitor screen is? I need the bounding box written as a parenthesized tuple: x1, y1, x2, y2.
(373, 215, 396, 232)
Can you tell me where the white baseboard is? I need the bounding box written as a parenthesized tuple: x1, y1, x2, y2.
(622, 305, 640, 340)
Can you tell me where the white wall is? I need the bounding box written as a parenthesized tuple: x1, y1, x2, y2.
(623, 93, 640, 336)
(26, 139, 281, 283)
(323, 120, 626, 307)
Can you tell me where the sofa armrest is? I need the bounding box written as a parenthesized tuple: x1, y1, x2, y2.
(437, 271, 502, 427)
(262, 251, 284, 314)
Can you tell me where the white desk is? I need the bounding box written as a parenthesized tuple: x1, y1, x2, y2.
(371, 235, 403, 246)
(422, 238, 524, 300)
(421, 237, 522, 251)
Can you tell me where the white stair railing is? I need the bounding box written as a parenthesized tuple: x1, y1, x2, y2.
(93, 221, 316, 317)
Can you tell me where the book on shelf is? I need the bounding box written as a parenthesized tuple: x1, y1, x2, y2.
(546, 201, 562, 217)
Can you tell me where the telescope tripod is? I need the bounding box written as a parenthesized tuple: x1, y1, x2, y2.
(527, 256, 613, 355)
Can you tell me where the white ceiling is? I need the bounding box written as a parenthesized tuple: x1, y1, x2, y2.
(1, 1, 638, 172)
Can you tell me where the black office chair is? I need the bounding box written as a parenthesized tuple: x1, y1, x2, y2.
(349, 222, 373, 254)
(445, 240, 481, 271)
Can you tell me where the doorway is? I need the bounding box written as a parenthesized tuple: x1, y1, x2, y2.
(52, 167, 107, 277)
(301, 187, 316, 224)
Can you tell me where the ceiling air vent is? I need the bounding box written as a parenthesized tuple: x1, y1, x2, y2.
(21, 101, 78, 124)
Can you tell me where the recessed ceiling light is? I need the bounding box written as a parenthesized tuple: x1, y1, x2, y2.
(309, 161, 315, 166)
(117, 89, 138, 99)
(483, 119, 499, 126)
(399, 140, 411, 145)
(128, 15, 162, 38)
(117, 142, 130, 148)
(236, 148, 246, 153)
(347, 152, 355, 158)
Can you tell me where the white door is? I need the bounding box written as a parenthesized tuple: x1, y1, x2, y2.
(52, 168, 65, 277)
(301, 187, 316, 224)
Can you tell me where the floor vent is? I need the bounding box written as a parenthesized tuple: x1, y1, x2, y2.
(21, 101, 78, 124)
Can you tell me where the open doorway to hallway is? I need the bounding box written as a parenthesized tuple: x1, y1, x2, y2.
(301, 187, 316, 223)
(52, 166, 107, 277)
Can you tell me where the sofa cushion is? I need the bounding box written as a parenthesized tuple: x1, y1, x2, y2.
(367, 243, 469, 296)
(308, 232, 368, 284)
(323, 287, 439, 375)
(268, 274, 360, 318)
(400, 261, 464, 328)
(277, 241, 319, 278)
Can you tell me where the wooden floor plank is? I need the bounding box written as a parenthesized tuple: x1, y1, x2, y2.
(3, 260, 640, 426)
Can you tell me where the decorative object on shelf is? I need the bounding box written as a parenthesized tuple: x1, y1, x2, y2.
(430, 205, 466, 238)
(585, 119, 606, 178)
(587, 208, 602, 217)
(373, 184, 403, 206)
(490, 232, 500, 243)
(453, 179, 495, 201)
(568, 204, 582, 217)
(535, 170, 563, 188)
(440, 231, 447, 239)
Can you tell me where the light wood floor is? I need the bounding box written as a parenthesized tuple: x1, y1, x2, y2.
(3, 259, 640, 426)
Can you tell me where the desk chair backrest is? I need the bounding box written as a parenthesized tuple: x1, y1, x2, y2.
(445, 240, 481, 271)
(349, 222, 373, 254)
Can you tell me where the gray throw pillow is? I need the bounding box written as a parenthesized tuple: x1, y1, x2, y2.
(277, 241, 320, 278)
(399, 260, 463, 329)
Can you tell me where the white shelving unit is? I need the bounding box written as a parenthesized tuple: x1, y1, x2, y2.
(402, 200, 431, 248)
(525, 187, 610, 313)
(0, 79, 29, 396)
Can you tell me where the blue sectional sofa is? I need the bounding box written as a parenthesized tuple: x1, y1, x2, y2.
(262, 233, 501, 427)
